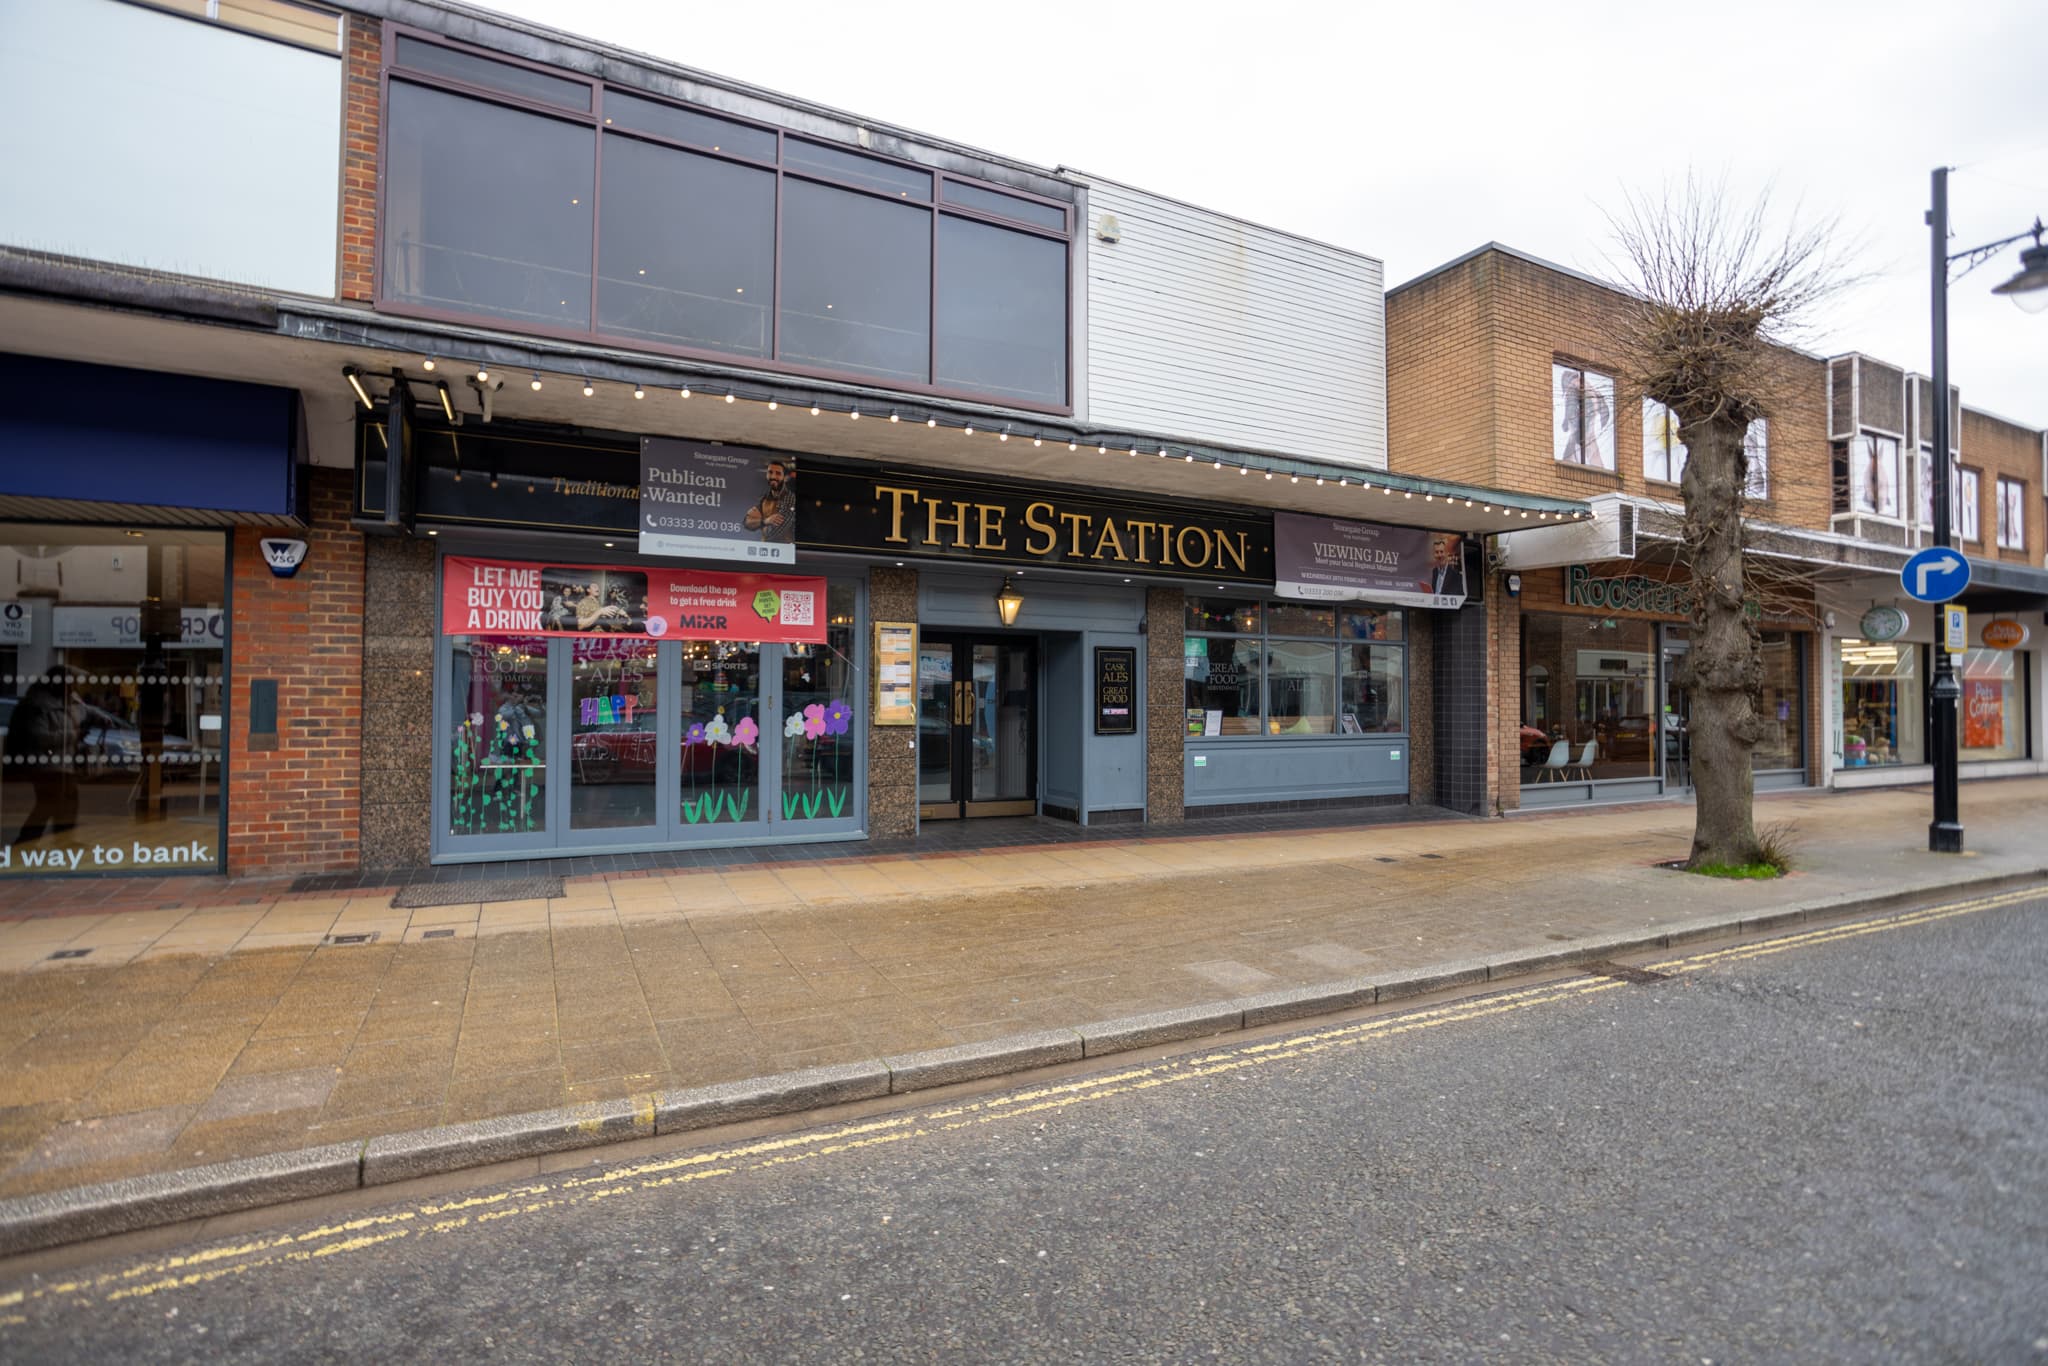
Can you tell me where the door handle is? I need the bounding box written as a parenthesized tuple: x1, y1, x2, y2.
(954, 680, 969, 727)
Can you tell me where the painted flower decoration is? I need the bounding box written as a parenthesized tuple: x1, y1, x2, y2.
(802, 702, 827, 739)
(521, 724, 535, 742)
(705, 715, 731, 746)
(783, 712, 806, 739)
(824, 699, 852, 735)
(468, 712, 483, 730)
(733, 716, 759, 747)
(497, 717, 509, 731)
(686, 722, 707, 745)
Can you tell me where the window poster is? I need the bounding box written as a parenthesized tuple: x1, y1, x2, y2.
(1963, 678, 2004, 750)
(440, 556, 825, 644)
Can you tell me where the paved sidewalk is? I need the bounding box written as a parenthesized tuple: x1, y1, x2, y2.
(1, 780, 2043, 1206)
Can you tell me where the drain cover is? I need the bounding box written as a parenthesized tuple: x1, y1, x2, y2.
(326, 932, 377, 945)
(392, 875, 563, 909)
(46, 948, 92, 961)
(421, 928, 457, 940)
(1419, 853, 1444, 860)
(1581, 959, 1672, 985)
(1374, 856, 1398, 864)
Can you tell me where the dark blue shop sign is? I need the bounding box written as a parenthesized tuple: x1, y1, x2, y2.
(0, 353, 299, 515)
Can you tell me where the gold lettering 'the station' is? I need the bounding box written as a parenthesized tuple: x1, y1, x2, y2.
(872, 483, 1251, 575)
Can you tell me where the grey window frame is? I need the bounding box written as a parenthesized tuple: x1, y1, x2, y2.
(1182, 597, 1408, 741)
(377, 27, 1075, 413)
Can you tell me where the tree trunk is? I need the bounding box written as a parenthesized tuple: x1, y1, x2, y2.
(1676, 414, 1766, 869)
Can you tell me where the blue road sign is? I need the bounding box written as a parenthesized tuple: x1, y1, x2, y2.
(1900, 546, 1972, 604)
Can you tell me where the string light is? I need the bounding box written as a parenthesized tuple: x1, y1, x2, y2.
(1068, 441, 1077, 451)
(1098, 445, 1107, 454)
(811, 405, 821, 416)
(476, 366, 490, 383)
(422, 356, 437, 372)
(1033, 437, 1042, 447)
(965, 425, 975, 436)
(681, 386, 691, 398)
(725, 392, 736, 404)
(1184, 453, 1194, 462)
(998, 428, 1008, 441)
(582, 381, 595, 397)
(633, 384, 645, 399)
(1213, 459, 1222, 469)
(767, 399, 776, 410)
(890, 411, 900, 423)
(530, 372, 542, 391)
(928, 417, 938, 428)
(850, 408, 860, 420)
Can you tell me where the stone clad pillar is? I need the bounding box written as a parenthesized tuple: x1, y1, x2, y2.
(1145, 586, 1185, 822)
(866, 565, 918, 840)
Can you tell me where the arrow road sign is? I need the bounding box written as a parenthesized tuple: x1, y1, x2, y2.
(1900, 547, 1972, 604)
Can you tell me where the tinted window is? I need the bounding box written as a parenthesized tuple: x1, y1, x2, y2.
(394, 36, 591, 110)
(780, 179, 930, 384)
(384, 82, 595, 328)
(786, 139, 930, 200)
(602, 91, 776, 161)
(941, 179, 1068, 232)
(597, 134, 774, 356)
(935, 216, 1066, 404)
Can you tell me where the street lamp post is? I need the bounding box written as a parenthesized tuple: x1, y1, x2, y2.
(1924, 167, 2048, 854)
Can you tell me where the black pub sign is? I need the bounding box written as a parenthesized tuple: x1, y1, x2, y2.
(800, 465, 1273, 583)
(1094, 646, 1138, 735)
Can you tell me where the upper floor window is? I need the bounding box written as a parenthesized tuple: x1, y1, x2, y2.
(378, 33, 1073, 409)
(1553, 363, 1615, 470)
(136, 0, 342, 53)
(1743, 418, 1769, 500)
(1847, 434, 1899, 517)
(1997, 477, 2027, 549)
(1957, 467, 1982, 542)
(1642, 399, 1687, 484)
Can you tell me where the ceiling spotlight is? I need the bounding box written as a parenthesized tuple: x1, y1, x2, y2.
(343, 365, 372, 411)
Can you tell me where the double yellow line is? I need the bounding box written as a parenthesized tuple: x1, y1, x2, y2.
(3, 882, 2037, 1324)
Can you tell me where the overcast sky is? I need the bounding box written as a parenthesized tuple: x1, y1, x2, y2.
(483, 0, 2046, 429)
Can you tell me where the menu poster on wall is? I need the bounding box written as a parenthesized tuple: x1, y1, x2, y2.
(873, 621, 917, 726)
(1273, 513, 1469, 610)
(0, 601, 29, 644)
(440, 556, 825, 644)
(1094, 646, 1138, 735)
(640, 438, 797, 565)
(1963, 679, 2005, 749)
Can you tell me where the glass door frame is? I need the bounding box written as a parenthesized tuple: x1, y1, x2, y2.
(917, 632, 1039, 821)
(1659, 625, 1691, 792)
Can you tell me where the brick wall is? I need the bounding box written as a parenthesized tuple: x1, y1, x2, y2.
(1388, 248, 1832, 534)
(340, 15, 381, 302)
(226, 468, 363, 875)
(1962, 408, 2043, 562)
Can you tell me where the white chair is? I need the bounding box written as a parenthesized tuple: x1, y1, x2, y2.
(1569, 739, 1598, 780)
(1536, 739, 1572, 782)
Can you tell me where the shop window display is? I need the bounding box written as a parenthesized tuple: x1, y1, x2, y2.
(0, 530, 227, 877)
(1753, 632, 1804, 771)
(1958, 648, 2027, 762)
(449, 636, 550, 835)
(678, 640, 761, 825)
(1183, 597, 1406, 739)
(1836, 639, 1921, 768)
(1518, 613, 1656, 782)
(780, 583, 858, 821)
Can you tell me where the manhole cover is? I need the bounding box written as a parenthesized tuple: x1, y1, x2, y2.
(392, 876, 563, 909)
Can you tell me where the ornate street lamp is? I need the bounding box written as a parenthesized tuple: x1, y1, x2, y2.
(1925, 171, 2047, 854)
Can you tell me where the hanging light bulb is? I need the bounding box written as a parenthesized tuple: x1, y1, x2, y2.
(476, 366, 490, 383)
(1213, 459, 1223, 469)
(725, 392, 736, 404)
(1033, 437, 1042, 447)
(681, 386, 691, 398)
(1184, 453, 1194, 462)
(929, 417, 938, 428)
(582, 381, 595, 397)
(1290, 475, 1299, 483)
(1316, 477, 1324, 486)
(1069, 441, 1077, 451)
(633, 384, 645, 400)
(530, 372, 543, 391)
(422, 356, 437, 372)
(811, 405, 821, 416)
(890, 411, 900, 423)
(767, 399, 777, 410)
(850, 408, 860, 420)
(998, 428, 1008, 441)
(965, 425, 975, 436)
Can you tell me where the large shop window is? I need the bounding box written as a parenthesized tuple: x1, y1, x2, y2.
(1183, 598, 1405, 738)
(1, 529, 227, 877)
(1519, 613, 1655, 782)
(439, 559, 859, 857)
(1959, 648, 2029, 762)
(1753, 631, 1804, 771)
(381, 35, 1073, 408)
(1836, 638, 1923, 769)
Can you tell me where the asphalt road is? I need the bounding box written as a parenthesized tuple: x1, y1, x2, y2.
(6, 887, 2046, 1363)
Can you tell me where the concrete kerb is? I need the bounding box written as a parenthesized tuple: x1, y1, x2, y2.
(2, 865, 2041, 1260)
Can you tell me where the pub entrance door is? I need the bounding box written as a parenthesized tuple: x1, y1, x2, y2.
(917, 634, 1037, 820)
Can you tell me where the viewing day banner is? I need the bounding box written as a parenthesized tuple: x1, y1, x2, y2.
(440, 556, 825, 644)
(1273, 513, 1469, 611)
(640, 438, 797, 565)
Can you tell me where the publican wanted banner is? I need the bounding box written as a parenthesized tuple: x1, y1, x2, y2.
(640, 438, 797, 565)
(440, 556, 825, 644)
(1272, 512, 1469, 610)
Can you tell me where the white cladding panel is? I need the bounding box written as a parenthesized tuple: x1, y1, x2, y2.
(0, 0, 342, 297)
(1081, 180, 1386, 469)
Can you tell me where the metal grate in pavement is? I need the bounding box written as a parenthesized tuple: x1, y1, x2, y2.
(392, 876, 563, 909)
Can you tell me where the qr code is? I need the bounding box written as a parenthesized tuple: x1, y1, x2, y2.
(779, 589, 815, 625)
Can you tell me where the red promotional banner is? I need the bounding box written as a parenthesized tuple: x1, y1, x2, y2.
(1962, 678, 2004, 750)
(440, 557, 826, 644)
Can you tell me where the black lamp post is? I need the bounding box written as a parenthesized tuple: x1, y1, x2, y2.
(1924, 168, 2048, 854)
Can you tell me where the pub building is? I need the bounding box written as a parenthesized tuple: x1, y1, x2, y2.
(357, 412, 1585, 866)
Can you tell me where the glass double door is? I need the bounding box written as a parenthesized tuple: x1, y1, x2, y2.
(918, 635, 1036, 820)
(1660, 631, 1692, 791)
(443, 632, 859, 855)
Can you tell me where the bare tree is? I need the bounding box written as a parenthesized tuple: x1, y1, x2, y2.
(1608, 177, 1855, 870)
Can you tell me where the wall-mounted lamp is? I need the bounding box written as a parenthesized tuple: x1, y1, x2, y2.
(995, 576, 1025, 627)
(1505, 573, 1522, 598)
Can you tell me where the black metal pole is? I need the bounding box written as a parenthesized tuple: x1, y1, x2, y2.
(1928, 166, 1964, 853)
